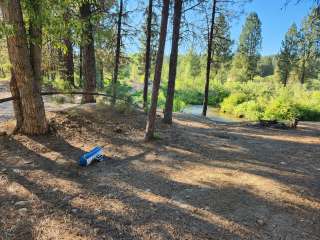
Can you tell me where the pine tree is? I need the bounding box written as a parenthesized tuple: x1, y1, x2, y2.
(145, 0, 170, 141)
(277, 24, 299, 86)
(187, 48, 201, 82)
(297, 8, 320, 84)
(231, 12, 262, 81)
(212, 14, 232, 73)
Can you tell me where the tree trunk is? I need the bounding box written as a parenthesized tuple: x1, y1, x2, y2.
(62, 11, 75, 87)
(143, 0, 153, 111)
(145, 0, 170, 141)
(63, 37, 75, 87)
(80, 2, 96, 103)
(10, 69, 23, 132)
(112, 0, 123, 105)
(283, 69, 288, 87)
(1, 0, 48, 135)
(202, 0, 217, 117)
(163, 0, 183, 124)
(79, 45, 83, 88)
(300, 60, 306, 84)
(29, 0, 42, 85)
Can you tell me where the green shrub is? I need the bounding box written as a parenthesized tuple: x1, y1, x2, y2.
(263, 90, 300, 121)
(220, 92, 249, 114)
(234, 100, 264, 120)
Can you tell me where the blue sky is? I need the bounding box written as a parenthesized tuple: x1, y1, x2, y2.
(233, 0, 315, 55)
(125, 0, 316, 56)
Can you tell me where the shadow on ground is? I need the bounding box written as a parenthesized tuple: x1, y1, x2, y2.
(0, 104, 319, 240)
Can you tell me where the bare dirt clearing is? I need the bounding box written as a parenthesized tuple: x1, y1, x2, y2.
(0, 103, 320, 240)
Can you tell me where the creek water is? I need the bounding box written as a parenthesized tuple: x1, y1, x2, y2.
(183, 105, 241, 123)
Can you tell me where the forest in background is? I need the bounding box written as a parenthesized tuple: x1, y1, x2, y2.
(0, 0, 320, 138)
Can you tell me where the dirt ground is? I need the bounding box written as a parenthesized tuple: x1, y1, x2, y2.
(0, 102, 320, 240)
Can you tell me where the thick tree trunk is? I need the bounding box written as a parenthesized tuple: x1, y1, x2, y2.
(10, 69, 23, 131)
(163, 0, 183, 124)
(80, 2, 96, 103)
(29, 0, 42, 85)
(143, 0, 153, 111)
(79, 45, 83, 88)
(63, 37, 75, 87)
(112, 0, 123, 105)
(62, 10, 75, 87)
(145, 0, 170, 141)
(202, 0, 217, 117)
(1, 0, 48, 135)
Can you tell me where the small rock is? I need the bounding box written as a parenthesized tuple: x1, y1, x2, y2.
(94, 209, 102, 215)
(71, 208, 78, 214)
(145, 189, 151, 192)
(93, 228, 100, 235)
(14, 201, 29, 207)
(63, 196, 72, 201)
(0, 168, 7, 172)
(257, 219, 265, 226)
(18, 208, 28, 216)
(52, 188, 58, 192)
(280, 162, 287, 165)
(114, 127, 123, 133)
(12, 169, 22, 174)
(78, 229, 86, 236)
(23, 161, 33, 165)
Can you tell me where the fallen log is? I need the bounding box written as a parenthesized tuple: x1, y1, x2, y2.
(0, 91, 126, 103)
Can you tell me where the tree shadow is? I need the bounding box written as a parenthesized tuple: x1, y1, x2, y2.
(1, 108, 320, 239)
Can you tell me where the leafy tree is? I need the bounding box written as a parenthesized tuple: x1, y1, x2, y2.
(276, 23, 299, 86)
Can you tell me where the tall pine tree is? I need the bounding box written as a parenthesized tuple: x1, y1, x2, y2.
(277, 24, 299, 86)
(230, 12, 262, 82)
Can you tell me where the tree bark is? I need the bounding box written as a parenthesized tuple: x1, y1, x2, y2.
(143, 0, 153, 111)
(145, 0, 170, 141)
(80, 2, 96, 103)
(283, 69, 288, 87)
(29, 0, 42, 85)
(112, 0, 123, 105)
(300, 60, 306, 84)
(202, 0, 217, 117)
(79, 45, 83, 88)
(163, 0, 183, 124)
(63, 37, 75, 87)
(1, 0, 48, 135)
(62, 11, 75, 87)
(9, 69, 23, 131)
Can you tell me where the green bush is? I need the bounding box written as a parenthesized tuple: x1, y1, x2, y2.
(263, 97, 300, 121)
(220, 92, 249, 114)
(234, 100, 265, 120)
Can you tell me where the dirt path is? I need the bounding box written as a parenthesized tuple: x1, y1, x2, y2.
(0, 103, 320, 239)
